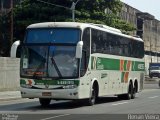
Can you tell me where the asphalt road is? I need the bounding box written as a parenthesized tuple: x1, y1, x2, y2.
(0, 79, 160, 120)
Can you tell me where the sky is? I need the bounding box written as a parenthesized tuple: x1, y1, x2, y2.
(121, 0, 160, 20)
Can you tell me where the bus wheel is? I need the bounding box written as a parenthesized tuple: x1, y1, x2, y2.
(39, 98, 51, 107)
(88, 86, 97, 106)
(125, 82, 133, 100)
(131, 87, 136, 99)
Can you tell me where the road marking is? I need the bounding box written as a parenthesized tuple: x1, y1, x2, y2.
(149, 96, 159, 99)
(40, 114, 70, 120)
(112, 102, 128, 106)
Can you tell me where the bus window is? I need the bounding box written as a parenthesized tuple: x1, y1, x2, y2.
(81, 28, 90, 76)
(83, 28, 90, 54)
(91, 29, 104, 53)
(80, 50, 87, 77)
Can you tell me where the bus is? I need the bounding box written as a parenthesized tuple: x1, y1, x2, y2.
(11, 22, 145, 106)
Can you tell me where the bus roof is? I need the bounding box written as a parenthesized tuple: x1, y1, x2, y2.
(27, 22, 143, 42)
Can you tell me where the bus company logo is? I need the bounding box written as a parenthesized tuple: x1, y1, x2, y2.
(138, 64, 144, 70)
(25, 79, 35, 86)
(97, 58, 101, 64)
(45, 84, 49, 89)
(97, 58, 104, 70)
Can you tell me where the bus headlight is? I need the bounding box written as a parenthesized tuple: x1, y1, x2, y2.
(62, 85, 77, 89)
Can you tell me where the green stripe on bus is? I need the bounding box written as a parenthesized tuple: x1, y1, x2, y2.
(96, 57, 120, 70)
(124, 60, 127, 71)
(91, 57, 145, 71)
(132, 61, 145, 71)
(20, 79, 80, 86)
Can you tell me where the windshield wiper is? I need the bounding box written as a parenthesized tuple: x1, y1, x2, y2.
(50, 57, 62, 78)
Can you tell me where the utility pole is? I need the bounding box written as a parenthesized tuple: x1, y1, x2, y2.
(10, 0, 13, 46)
(71, 2, 75, 22)
(71, 0, 81, 22)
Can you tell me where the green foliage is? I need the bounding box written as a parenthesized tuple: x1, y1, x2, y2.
(0, 14, 11, 56)
(111, 19, 136, 32)
(13, 0, 134, 38)
(0, 0, 136, 56)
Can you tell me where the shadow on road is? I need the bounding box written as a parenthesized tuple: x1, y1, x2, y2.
(0, 96, 127, 111)
(19, 96, 126, 111)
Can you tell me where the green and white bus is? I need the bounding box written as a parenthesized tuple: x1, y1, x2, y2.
(11, 22, 145, 106)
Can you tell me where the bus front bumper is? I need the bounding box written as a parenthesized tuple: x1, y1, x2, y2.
(20, 87, 79, 100)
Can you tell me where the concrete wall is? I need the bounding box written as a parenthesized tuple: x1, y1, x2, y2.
(0, 57, 20, 91)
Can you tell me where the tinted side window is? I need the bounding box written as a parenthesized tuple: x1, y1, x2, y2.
(91, 28, 144, 58)
(83, 28, 90, 54)
(81, 28, 90, 76)
(91, 29, 103, 53)
(132, 41, 144, 58)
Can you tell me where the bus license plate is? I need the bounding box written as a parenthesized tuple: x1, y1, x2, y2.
(42, 92, 51, 96)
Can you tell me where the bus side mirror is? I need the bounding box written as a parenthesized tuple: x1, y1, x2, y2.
(76, 41, 83, 58)
(10, 40, 21, 58)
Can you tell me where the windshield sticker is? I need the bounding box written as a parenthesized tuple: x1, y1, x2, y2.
(27, 71, 45, 76)
(23, 58, 28, 68)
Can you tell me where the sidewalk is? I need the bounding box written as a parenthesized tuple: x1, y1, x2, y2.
(0, 91, 21, 101)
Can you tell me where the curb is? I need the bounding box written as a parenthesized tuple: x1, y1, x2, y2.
(0, 91, 21, 101)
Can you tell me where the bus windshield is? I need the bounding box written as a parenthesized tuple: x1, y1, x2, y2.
(21, 28, 80, 78)
(25, 28, 80, 44)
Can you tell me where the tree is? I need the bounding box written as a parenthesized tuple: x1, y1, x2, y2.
(0, 0, 136, 56)
(13, 0, 135, 41)
(0, 13, 11, 56)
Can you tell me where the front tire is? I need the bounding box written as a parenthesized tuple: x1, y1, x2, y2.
(39, 98, 51, 107)
(88, 86, 97, 106)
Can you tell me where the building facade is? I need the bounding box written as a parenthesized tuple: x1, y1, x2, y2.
(120, 3, 160, 55)
(120, 3, 160, 75)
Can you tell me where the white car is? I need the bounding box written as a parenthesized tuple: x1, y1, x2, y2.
(149, 66, 160, 78)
